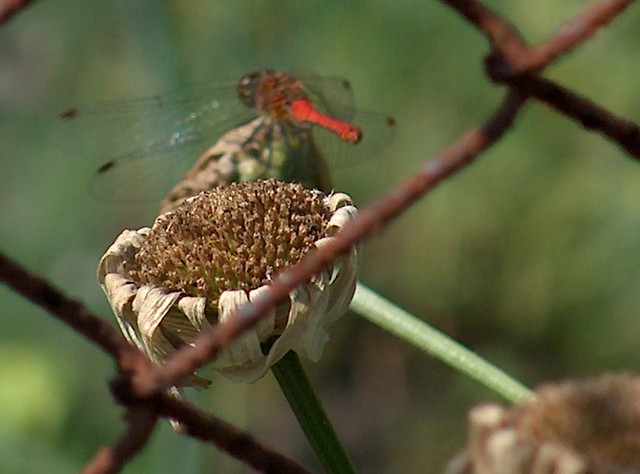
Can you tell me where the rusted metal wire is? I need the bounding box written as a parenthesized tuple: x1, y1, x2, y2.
(0, 253, 132, 358)
(156, 394, 312, 474)
(498, 74, 640, 158)
(440, 0, 529, 58)
(442, 0, 634, 76)
(0, 0, 35, 25)
(81, 407, 158, 474)
(508, 0, 635, 74)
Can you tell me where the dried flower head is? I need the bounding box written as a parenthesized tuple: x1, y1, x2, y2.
(97, 180, 358, 386)
(446, 373, 640, 474)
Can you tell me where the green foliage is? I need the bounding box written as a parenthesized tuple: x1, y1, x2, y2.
(2, 0, 640, 471)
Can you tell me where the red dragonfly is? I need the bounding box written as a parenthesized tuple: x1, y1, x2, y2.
(60, 69, 395, 211)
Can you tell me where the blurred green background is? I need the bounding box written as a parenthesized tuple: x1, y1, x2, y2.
(2, 0, 640, 472)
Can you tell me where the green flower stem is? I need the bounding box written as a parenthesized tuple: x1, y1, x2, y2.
(351, 283, 534, 404)
(271, 350, 356, 474)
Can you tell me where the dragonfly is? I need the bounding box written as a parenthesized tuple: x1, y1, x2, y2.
(59, 69, 396, 213)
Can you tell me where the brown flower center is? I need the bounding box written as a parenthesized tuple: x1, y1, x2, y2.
(130, 179, 330, 301)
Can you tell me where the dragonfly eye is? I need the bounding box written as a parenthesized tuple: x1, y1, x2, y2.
(237, 71, 264, 108)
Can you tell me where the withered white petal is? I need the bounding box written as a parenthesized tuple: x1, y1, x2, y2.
(98, 228, 150, 281)
(102, 273, 139, 347)
(133, 285, 182, 351)
(177, 296, 209, 329)
(215, 290, 267, 368)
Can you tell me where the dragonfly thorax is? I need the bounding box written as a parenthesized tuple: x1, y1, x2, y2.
(237, 70, 308, 122)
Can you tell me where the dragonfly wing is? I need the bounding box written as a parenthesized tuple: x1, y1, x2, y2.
(88, 139, 203, 202)
(296, 74, 356, 121)
(56, 81, 249, 162)
(87, 108, 259, 202)
(56, 81, 260, 202)
(312, 110, 396, 169)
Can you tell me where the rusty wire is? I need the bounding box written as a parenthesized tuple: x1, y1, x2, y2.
(81, 407, 158, 474)
(1, 0, 639, 472)
(0, 0, 35, 24)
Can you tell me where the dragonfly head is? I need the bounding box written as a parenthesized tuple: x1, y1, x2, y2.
(237, 70, 272, 108)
